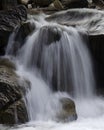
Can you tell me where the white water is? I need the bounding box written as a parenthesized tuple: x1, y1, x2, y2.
(4, 9, 104, 130)
(2, 97, 104, 130)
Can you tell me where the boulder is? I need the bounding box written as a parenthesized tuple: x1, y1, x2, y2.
(56, 98, 77, 122)
(0, 58, 29, 125)
(61, 0, 88, 9)
(49, 0, 64, 10)
(0, 100, 28, 125)
(0, 5, 27, 56)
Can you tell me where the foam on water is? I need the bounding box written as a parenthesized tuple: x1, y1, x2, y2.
(1, 96, 103, 130)
(4, 106, 104, 130)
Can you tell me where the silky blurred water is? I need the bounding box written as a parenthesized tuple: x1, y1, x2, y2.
(4, 8, 104, 130)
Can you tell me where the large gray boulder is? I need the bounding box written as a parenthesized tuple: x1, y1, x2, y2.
(0, 58, 29, 125)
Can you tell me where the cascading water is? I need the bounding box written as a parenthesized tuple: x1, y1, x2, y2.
(4, 10, 104, 130)
(15, 22, 94, 99)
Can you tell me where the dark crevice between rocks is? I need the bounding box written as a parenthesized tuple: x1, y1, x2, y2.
(88, 34, 104, 95)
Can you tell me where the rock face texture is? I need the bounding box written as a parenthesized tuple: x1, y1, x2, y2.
(0, 58, 29, 125)
(0, 5, 27, 56)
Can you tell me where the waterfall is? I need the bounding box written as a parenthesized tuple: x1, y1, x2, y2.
(16, 24, 95, 99)
(3, 9, 104, 130)
(6, 13, 95, 121)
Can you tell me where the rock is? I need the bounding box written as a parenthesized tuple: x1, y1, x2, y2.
(40, 26, 61, 45)
(49, 0, 64, 10)
(92, 0, 104, 9)
(18, 21, 35, 38)
(18, 0, 29, 5)
(18, 0, 33, 8)
(0, 100, 28, 125)
(0, 5, 27, 56)
(0, 58, 16, 70)
(0, 58, 29, 125)
(7, 21, 35, 56)
(61, 0, 88, 9)
(56, 98, 77, 122)
(45, 8, 104, 35)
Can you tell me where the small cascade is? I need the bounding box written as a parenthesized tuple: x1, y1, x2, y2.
(6, 13, 96, 121)
(3, 9, 104, 130)
(17, 24, 95, 99)
(6, 27, 19, 55)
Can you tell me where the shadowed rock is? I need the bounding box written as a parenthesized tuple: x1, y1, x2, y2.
(0, 5, 27, 56)
(0, 58, 29, 125)
(6, 21, 35, 56)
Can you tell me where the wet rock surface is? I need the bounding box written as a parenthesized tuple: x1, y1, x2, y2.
(0, 58, 29, 125)
(7, 21, 35, 56)
(56, 98, 77, 122)
(0, 99, 28, 125)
